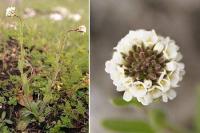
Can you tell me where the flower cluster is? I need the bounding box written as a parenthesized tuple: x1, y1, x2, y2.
(6, 7, 16, 17)
(105, 30, 185, 105)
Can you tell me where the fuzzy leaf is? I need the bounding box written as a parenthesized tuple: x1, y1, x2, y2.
(1, 111, 6, 120)
(4, 119, 13, 124)
(102, 119, 155, 133)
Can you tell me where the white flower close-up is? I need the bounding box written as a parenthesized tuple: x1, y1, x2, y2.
(105, 29, 185, 105)
(6, 6, 16, 17)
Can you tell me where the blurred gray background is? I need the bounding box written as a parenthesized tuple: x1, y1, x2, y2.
(91, 0, 200, 132)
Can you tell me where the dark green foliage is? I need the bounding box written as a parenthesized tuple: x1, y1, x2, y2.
(0, 36, 88, 132)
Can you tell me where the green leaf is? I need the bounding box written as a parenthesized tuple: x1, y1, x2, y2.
(4, 119, 13, 124)
(1, 112, 6, 120)
(149, 109, 166, 130)
(17, 119, 30, 131)
(151, 109, 166, 124)
(111, 97, 142, 107)
(102, 119, 155, 133)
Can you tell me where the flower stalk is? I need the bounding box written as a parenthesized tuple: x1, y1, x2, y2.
(6, 7, 32, 110)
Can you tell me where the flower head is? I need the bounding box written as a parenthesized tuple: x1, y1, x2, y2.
(6, 6, 16, 17)
(49, 13, 64, 21)
(105, 30, 185, 105)
(23, 8, 36, 18)
(77, 25, 87, 33)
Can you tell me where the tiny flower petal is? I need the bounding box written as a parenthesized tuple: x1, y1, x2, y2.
(164, 40, 179, 59)
(176, 52, 183, 61)
(158, 70, 166, 82)
(158, 79, 170, 92)
(162, 89, 176, 102)
(137, 94, 153, 105)
(112, 52, 124, 64)
(149, 86, 162, 99)
(132, 81, 147, 98)
(153, 42, 164, 53)
(123, 90, 133, 102)
(166, 61, 177, 71)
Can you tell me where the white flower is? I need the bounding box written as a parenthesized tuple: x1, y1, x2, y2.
(137, 94, 153, 106)
(162, 89, 177, 102)
(158, 79, 170, 92)
(69, 13, 81, 22)
(166, 61, 177, 71)
(168, 63, 185, 87)
(77, 25, 87, 33)
(153, 42, 164, 53)
(49, 13, 63, 21)
(105, 29, 185, 105)
(23, 8, 36, 18)
(148, 86, 162, 99)
(123, 88, 134, 102)
(6, 7, 16, 17)
(132, 81, 148, 98)
(163, 38, 179, 59)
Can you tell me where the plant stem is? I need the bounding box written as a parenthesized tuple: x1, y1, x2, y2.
(51, 31, 69, 88)
(16, 15, 32, 111)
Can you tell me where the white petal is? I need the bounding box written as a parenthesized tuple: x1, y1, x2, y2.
(137, 94, 153, 105)
(176, 52, 183, 61)
(112, 52, 124, 64)
(114, 32, 135, 54)
(167, 89, 177, 100)
(123, 91, 133, 102)
(105, 61, 115, 74)
(158, 79, 170, 92)
(168, 71, 180, 87)
(162, 94, 168, 102)
(177, 62, 185, 70)
(158, 70, 166, 82)
(132, 81, 147, 97)
(164, 42, 179, 59)
(153, 42, 164, 53)
(144, 80, 152, 88)
(149, 86, 162, 99)
(132, 29, 158, 47)
(166, 61, 177, 71)
(116, 84, 126, 92)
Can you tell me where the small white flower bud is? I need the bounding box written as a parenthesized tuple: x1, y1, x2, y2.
(77, 25, 86, 33)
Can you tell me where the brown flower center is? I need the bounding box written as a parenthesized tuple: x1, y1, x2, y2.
(122, 44, 167, 82)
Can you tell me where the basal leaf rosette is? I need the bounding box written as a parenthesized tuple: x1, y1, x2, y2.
(105, 30, 185, 105)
